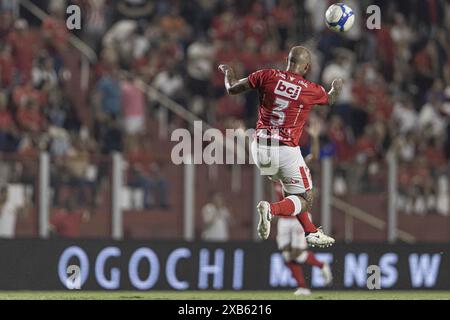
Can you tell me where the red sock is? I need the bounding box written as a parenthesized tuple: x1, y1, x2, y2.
(305, 251, 324, 268)
(286, 262, 306, 288)
(296, 212, 318, 233)
(270, 198, 296, 217)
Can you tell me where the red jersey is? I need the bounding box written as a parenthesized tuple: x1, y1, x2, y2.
(248, 69, 328, 147)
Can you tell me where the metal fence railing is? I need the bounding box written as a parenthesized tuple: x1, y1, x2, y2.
(1, 150, 448, 242)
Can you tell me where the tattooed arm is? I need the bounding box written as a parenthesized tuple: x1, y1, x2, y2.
(218, 64, 252, 95)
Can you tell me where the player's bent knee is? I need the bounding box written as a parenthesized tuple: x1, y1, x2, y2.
(285, 190, 314, 213)
(284, 195, 302, 215)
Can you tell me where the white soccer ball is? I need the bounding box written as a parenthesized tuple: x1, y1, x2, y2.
(325, 3, 355, 32)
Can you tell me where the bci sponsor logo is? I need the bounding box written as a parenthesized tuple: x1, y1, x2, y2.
(274, 80, 302, 100)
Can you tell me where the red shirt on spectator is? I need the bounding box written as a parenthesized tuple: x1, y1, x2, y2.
(7, 29, 35, 81)
(50, 209, 84, 238)
(375, 27, 394, 72)
(271, 3, 294, 27)
(355, 135, 376, 157)
(351, 78, 366, 106)
(42, 17, 69, 49)
(0, 46, 15, 87)
(0, 12, 13, 39)
(16, 104, 42, 132)
(241, 3, 268, 46)
(12, 83, 44, 108)
(239, 49, 263, 72)
(329, 126, 353, 161)
(413, 48, 432, 75)
(426, 145, 445, 168)
(211, 13, 241, 41)
(0, 108, 14, 130)
(412, 160, 431, 186)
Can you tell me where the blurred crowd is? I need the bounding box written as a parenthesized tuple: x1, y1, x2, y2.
(83, 0, 449, 215)
(0, 0, 171, 235)
(0, 0, 448, 220)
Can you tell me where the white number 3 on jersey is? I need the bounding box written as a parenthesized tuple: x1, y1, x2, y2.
(270, 97, 289, 126)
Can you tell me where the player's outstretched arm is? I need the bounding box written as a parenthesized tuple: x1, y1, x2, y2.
(218, 64, 252, 95)
(327, 78, 344, 106)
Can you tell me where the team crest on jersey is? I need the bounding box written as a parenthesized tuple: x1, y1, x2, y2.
(274, 80, 302, 100)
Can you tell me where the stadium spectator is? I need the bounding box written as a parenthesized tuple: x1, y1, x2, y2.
(392, 97, 418, 134)
(32, 53, 58, 92)
(7, 19, 34, 82)
(127, 152, 169, 210)
(75, 0, 110, 52)
(0, 185, 14, 237)
(201, 192, 231, 242)
(121, 75, 146, 136)
(50, 199, 90, 238)
(0, 43, 15, 88)
(47, 88, 69, 128)
(94, 68, 122, 119)
(100, 117, 123, 154)
(16, 98, 44, 133)
(41, 5, 70, 53)
(0, 185, 27, 239)
(65, 137, 95, 206)
(148, 161, 169, 209)
(0, 92, 19, 152)
(418, 91, 446, 139)
(0, 0, 19, 18)
(186, 36, 214, 98)
(152, 64, 184, 102)
(48, 126, 71, 157)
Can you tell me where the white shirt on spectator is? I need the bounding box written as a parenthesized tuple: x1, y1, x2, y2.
(418, 102, 445, 137)
(391, 23, 413, 45)
(322, 62, 353, 104)
(305, 0, 328, 33)
(0, 202, 18, 239)
(201, 203, 230, 242)
(187, 41, 214, 81)
(393, 102, 418, 134)
(398, 137, 415, 162)
(152, 71, 183, 97)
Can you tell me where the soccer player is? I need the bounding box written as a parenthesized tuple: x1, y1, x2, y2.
(275, 122, 332, 295)
(219, 46, 343, 247)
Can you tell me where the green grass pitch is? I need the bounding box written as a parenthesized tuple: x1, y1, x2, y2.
(0, 291, 449, 300)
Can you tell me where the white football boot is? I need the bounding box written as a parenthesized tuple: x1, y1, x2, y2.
(294, 288, 311, 296)
(305, 227, 335, 248)
(321, 263, 333, 286)
(256, 201, 272, 240)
